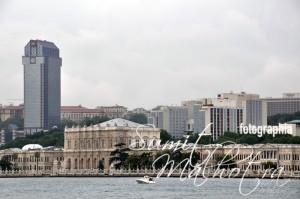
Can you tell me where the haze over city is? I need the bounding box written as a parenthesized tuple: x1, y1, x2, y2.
(0, 0, 299, 109)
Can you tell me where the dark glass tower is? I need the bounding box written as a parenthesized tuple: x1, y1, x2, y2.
(22, 40, 62, 134)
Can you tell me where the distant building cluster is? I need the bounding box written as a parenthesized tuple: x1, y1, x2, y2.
(0, 39, 300, 177)
(148, 92, 300, 140)
(0, 39, 300, 146)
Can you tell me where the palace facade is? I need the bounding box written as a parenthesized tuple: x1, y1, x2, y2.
(1, 118, 299, 175)
(199, 143, 300, 172)
(0, 145, 63, 173)
(63, 118, 160, 171)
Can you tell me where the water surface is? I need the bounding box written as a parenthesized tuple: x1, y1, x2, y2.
(0, 177, 299, 199)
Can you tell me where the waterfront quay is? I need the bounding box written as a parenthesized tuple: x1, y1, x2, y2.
(1, 168, 300, 179)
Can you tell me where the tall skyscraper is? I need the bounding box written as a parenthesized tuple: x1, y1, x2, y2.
(22, 40, 62, 133)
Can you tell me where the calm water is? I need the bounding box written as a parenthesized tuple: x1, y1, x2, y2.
(0, 177, 299, 199)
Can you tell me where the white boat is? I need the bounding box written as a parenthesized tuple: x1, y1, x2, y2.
(136, 176, 155, 184)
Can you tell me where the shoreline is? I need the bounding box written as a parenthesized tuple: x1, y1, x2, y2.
(0, 174, 299, 179)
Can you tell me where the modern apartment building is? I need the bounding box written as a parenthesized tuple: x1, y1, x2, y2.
(22, 40, 62, 133)
(148, 106, 188, 138)
(262, 93, 300, 116)
(215, 92, 267, 126)
(0, 104, 24, 121)
(148, 110, 164, 129)
(201, 105, 243, 141)
(181, 92, 266, 140)
(242, 100, 267, 126)
(184, 104, 206, 134)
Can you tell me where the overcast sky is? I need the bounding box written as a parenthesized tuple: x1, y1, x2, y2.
(0, 0, 299, 109)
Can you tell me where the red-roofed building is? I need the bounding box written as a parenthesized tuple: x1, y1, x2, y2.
(61, 105, 127, 122)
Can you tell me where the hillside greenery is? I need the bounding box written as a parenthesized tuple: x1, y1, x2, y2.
(267, 111, 300, 125)
(215, 132, 300, 145)
(0, 117, 23, 130)
(0, 130, 64, 150)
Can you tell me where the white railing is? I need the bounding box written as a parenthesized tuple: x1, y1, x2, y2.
(0, 168, 297, 178)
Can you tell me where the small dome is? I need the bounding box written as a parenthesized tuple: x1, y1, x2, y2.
(22, 144, 43, 151)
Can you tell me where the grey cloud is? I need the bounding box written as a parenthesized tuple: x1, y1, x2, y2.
(0, 0, 299, 109)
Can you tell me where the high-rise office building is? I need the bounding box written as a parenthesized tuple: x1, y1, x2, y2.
(22, 40, 62, 133)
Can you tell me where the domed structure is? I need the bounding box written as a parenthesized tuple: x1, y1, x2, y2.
(22, 144, 43, 151)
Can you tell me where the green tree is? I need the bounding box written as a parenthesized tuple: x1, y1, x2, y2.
(98, 160, 104, 170)
(160, 129, 172, 144)
(0, 129, 64, 150)
(59, 119, 78, 129)
(128, 113, 148, 124)
(80, 116, 110, 126)
(187, 133, 211, 144)
(0, 155, 12, 171)
(262, 161, 277, 169)
(239, 135, 259, 145)
(0, 117, 24, 130)
(109, 143, 129, 169)
(124, 152, 154, 169)
(138, 153, 153, 168)
(268, 112, 300, 125)
(124, 154, 141, 169)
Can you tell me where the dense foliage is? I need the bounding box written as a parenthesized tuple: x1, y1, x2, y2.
(262, 161, 277, 170)
(267, 111, 300, 125)
(127, 113, 148, 124)
(0, 129, 64, 149)
(216, 132, 300, 145)
(160, 129, 173, 144)
(122, 150, 199, 170)
(60, 116, 111, 128)
(0, 117, 23, 130)
(186, 133, 212, 144)
(109, 143, 129, 169)
(0, 155, 13, 171)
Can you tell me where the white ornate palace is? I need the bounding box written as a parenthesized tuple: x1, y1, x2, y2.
(63, 118, 160, 171)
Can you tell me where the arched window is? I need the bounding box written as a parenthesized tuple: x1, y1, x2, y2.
(87, 159, 91, 169)
(74, 159, 78, 169)
(93, 158, 97, 169)
(153, 139, 157, 147)
(79, 159, 84, 169)
(143, 137, 149, 147)
(128, 138, 132, 147)
(135, 139, 139, 148)
(66, 159, 71, 169)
